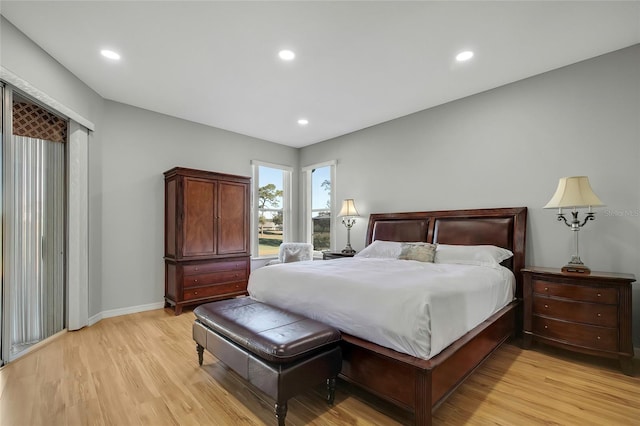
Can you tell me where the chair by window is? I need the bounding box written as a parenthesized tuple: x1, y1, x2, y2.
(266, 243, 313, 265)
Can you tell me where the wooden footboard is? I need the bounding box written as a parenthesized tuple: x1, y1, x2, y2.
(340, 301, 517, 426)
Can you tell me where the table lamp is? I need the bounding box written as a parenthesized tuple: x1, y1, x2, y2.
(338, 199, 360, 254)
(544, 176, 604, 274)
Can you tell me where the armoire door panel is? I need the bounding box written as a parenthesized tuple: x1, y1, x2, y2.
(218, 181, 248, 254)
(183, 178, 216, 256)
(165, 179, 177, 257)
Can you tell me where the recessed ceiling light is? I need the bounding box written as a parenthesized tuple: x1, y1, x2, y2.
(456, 51, 474, 62)
(297, 118, 309, 126)
(101, 49, 121, 60)
(279, 50, 295, 61)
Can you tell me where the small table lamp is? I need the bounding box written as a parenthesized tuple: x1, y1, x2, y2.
(544, 176, 604, 274)
(338, 199, 360, 254)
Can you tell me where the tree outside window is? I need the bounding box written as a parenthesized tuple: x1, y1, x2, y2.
(256, 166, 286, 257)
(311, 166, 332, 251)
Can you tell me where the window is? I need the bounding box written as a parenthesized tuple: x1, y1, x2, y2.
(303, 161, 336, 253)
(252, 161, 292, 258)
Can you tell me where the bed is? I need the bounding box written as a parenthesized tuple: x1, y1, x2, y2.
(250, 207, 527, 425)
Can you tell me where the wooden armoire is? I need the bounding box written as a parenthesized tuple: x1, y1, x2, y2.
(164, 167, 251, 314)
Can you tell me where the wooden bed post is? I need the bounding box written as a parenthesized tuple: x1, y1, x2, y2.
(414, 369, 432, 426)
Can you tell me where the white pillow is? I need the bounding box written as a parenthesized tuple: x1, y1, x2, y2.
(434, 244, 513, 267)
(354, 240, 403, 258)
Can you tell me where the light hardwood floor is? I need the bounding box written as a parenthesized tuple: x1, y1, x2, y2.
(1, 307, 638, 426)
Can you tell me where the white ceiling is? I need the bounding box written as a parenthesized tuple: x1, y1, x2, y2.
(1, 1, 639, 148)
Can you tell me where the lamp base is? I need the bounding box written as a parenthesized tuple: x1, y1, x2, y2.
(561, 264, 591, 274)
(341, 247, 356, 254)
(561, 254, 591, 274)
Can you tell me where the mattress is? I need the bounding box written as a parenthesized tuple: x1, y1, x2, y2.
(248, 257, 515, 359)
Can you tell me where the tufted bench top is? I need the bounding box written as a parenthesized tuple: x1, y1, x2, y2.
(193, 297, 341, 364)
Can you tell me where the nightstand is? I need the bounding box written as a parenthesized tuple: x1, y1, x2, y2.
(522, 267, 635, 375)
(322, 251, 356, 260)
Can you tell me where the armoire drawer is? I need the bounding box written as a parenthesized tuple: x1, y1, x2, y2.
(183, 269, 248, 288)
(183, 282, 247, 301)
(183, 258, 249, 275)
(532, 296, 617, 327)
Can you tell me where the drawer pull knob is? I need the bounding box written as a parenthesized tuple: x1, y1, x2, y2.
(195, 268, 199, 271)
(544, 325, 548, 329)
(544, 304, 549, 308)
(544, 287, 549, 291)
(194, 279, 198, 283)
(597, 313, 601, 317)
(597, 293, 601, 297)
(597, 336, 601, 340)
(194, 291, 198, 295)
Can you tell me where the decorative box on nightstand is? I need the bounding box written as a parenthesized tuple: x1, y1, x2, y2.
(322, 251, 356, 260)
(522, 267, 636, 375)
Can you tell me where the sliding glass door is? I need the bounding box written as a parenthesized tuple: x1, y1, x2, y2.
(1, 86, 66, 364)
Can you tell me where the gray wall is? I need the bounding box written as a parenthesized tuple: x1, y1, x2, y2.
(301, 44, 640, 345)
(98, 101, 299, 311)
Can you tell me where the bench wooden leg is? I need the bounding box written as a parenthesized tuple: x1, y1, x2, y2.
(196, 343, 204, 366)
(275, 401, 287, 426)
(326, 377, 336, 405)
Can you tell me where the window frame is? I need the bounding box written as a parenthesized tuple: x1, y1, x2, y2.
(251, 160, 292, 259)
(302, 160, 337, 256)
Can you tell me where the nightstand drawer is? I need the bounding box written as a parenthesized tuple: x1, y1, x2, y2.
(532, 280, 617, 304)
(183, 269, 248, 288)
(532, 316, 618, 352)
(532, 296, 617, 327)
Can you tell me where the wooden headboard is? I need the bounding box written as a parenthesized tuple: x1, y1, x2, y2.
(365, 207, 527, 297)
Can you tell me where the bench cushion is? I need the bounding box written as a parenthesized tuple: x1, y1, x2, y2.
(193, 297, 341, 363)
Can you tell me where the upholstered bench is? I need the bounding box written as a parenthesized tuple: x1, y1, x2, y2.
(193, 297, 342, 425)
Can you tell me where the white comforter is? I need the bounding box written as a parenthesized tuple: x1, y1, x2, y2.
(248, 258, 515, 359)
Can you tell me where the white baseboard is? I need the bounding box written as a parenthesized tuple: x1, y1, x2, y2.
(88, 301, 165, 326)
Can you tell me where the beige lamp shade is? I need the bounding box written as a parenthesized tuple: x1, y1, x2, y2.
(338, 199, 360, 217)
(544, 176, 604, 209)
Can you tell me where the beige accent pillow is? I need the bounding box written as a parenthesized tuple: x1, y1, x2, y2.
(398, 243, 437, 263)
